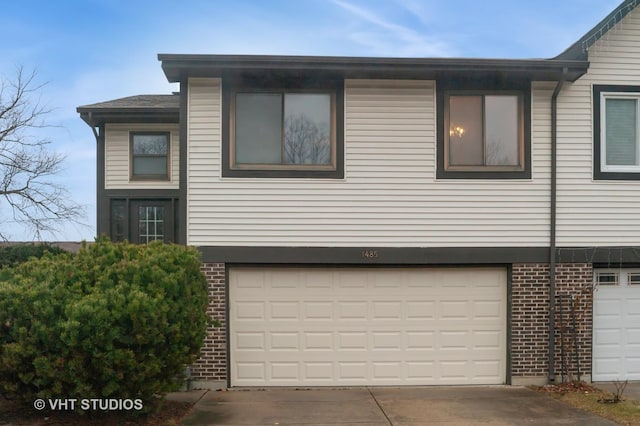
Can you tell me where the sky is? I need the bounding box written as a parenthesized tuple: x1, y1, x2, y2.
(0, 0, 622, 241)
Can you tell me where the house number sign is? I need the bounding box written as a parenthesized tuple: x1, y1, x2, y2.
(361, 249, 379, 259)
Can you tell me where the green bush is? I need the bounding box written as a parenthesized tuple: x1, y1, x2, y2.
(0, 243, 67, 269)
(0, 238, 209, 410)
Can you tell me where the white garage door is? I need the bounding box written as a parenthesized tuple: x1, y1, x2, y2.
(230, 267, 506, 386)
(593, 269, 640, 381)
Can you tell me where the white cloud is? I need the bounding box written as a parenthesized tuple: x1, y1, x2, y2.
(330, 0, 456, 57)
(393, 0, 432, 25)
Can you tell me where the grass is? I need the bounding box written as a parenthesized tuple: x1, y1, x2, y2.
(534, 382, 640, 425)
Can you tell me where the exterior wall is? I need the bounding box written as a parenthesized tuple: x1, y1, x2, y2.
(511, 264, 550, 381)
(554, 263, 593, 381)
(192, 262, 593, 386)
(511, 263, 593, 384)
(187, 78, 552, 248)
(190, 263, 227, 388)
(104, 123, 180, 189)
(556, 7, 640, 246)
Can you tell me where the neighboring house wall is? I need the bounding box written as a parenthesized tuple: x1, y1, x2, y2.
(556, 6, 640, 246)
(187, 78, 553, 248)
(104, 123, 180, 189)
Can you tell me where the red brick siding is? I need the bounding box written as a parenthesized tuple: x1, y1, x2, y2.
(554, 263, 593, 380)
(511, 263, 593, 381)
(191, 263, 227, 382)
(511, 264, 550, 377)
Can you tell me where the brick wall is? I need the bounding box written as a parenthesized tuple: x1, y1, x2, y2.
(511, 264, 550, 378)
(511, 263, 593, 382)
(555, 263, 593, 381)
(191, 263, 227, 382)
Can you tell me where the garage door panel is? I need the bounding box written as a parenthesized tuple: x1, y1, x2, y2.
(407, 301, 436, 319)
(269, 301, 299, 320)
(235, 301, 265, 320)
(303, 301, 333, 320)
(235, 332, 265, 350)
(231, 267, 506, 386)
(629, 298, 640, 311)
(628, 329, 640, 345)
(337, 301, 368, 319)
(474, 300, 503, 319)
(593, 274, 640, 381)
(304, 332, 333, 350)
(270, 332, 299, 350)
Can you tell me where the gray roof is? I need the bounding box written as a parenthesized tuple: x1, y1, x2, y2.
(158, 54, 589, 83)
(77, 94, 179, 127)
(556, 0, 639, 60)
(77, 94, 179, 111)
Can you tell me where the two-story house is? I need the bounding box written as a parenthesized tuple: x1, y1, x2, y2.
(78, 0, 640, 389)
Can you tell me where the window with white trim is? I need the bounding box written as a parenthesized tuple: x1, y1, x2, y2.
(601, 93, 640, 171)
(594, 85, 640, 180)
(594, 269, 640, 287)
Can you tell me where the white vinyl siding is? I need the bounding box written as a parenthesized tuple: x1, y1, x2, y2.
(187, 78, 551, 247)
(230, 267, 507, 386)
(556, 6, 640, 246)
(104, 123, 179, 189)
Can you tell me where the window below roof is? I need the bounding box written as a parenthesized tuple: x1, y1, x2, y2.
(594, 85, 640, 180)
(130, 132, 170, 181)
(222, 79, 344, 179)
(437, 79, 531, 179)
(446, 93, 523, 171)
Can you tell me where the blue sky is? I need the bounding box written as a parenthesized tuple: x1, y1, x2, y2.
(0, 0, 621, 241)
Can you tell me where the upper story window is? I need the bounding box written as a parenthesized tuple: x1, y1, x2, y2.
(594, 85, 640, 180)
(130, 132, 170, 180)
(223, 79, 344, 179)
(437, 80, 531, 179)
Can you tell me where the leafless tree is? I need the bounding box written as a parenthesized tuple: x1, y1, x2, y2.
(284, 114, 330, 165)
(0, 67, 84, 240)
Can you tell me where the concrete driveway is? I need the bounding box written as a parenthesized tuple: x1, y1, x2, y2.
(179, 386, 616, 425)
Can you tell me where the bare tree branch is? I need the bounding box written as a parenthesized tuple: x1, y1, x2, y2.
(0, 66, 85, 241)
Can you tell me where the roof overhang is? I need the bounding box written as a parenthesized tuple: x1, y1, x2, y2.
(158, 54, 589, 84)
(77, 107, 179, 128)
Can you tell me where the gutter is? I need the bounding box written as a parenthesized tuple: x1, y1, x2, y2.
(548, 68, 568, 383)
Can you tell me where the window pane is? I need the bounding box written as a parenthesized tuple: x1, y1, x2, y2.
(628, 273, 640, 285)
(284, 94, 331, 165)
(111, 200, 126, 242)
(606, 98, 638, 166)
(596, 272, 618, 285)
(133, 157, 167, 176)
(485, 96, 519, 166)
(235, 93, 282, 164)
(133, 134, 167, 155)
(449, 96, 483, 166)
(138, 206, 165, 243)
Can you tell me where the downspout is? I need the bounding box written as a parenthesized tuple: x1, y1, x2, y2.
(548, 68, 568, 383)
(86, 112, 100, 142)
(85, 112, 106, 237)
